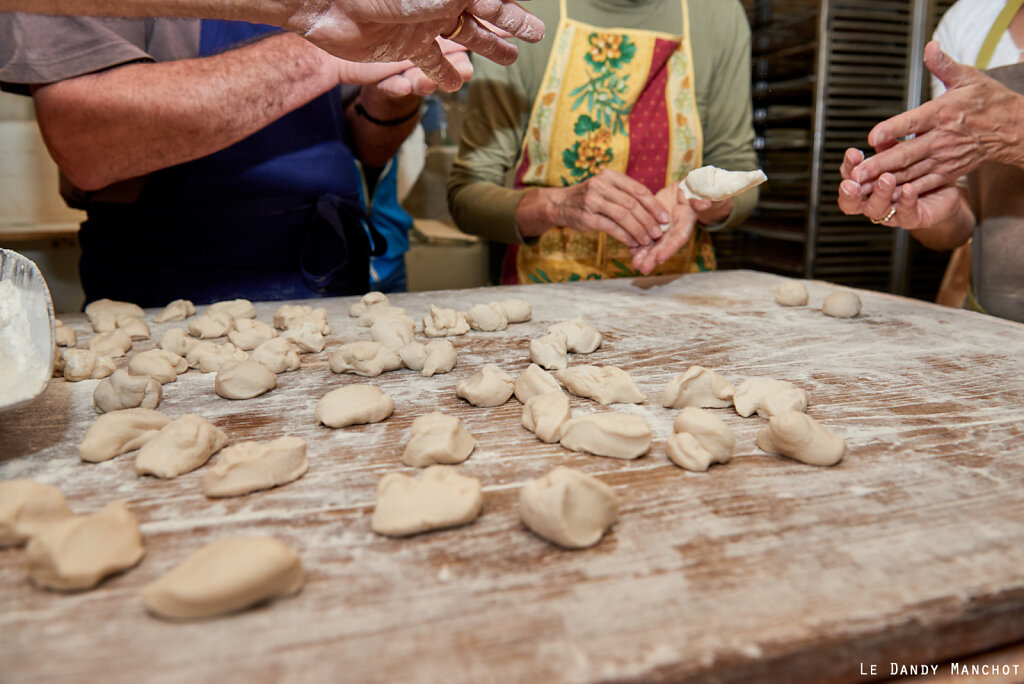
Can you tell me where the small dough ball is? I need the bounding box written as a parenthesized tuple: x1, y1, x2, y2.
(398, 342, 427, 371)
(733, 377, 808, 418)
(0, 480, 73, 547)
(422, 340, 457, 377)
(203, 436, 308, 498)
(662, 366, 734, 409)
(548, 317, 602, 354)
(116, 315, 150, 341)
(273, 304, 330, 334)
(88, 329, 133, 358)
(775, 280, 809, 307)
(79, 407, 171, 462)
(207, 298, 256, 320)
(250, 337, 301, 374)
(557, 365, 645, 405)
(215, 360, 276, 400)
(160, 327, 197, 357)
(370, 317, 415, 351)
(188, 311, 234, 339)
(315, 384, 394, 428)
(465, 302, 509, 332)
(667, 407, 736, 472)
(823, 290, 861, 318)
(358, 305, 409, 328)
(402, 412, 475, 467)
(185, 341, 220, 369)
(514, 363, 563, 404)
(93, 368, 162, 413)
(329, 341, 402, 377)
(372, 466, 483, 537)
(530, 333, 568, 371)
(281, 321, 325, 353)
(456, 363, 514, 407)
(128, 348, 188, 384)
(228, 318, 277, 351)
(85, 298, 144, 324)
(519, 467, 619, 549)
(757, 411, 845, 467)
(422, 305, 470, 337)
(559, 412, 652, 460)
(522, 392, 572, 443)
(495, 298, 531, 323)
(54, 320, 77, 347)
(152, 299, 196, 323)
(348, 291, 389, 318)
(143, 536, 304, 620)
(196, 343, 249, 374)
(61, 349, 116, 381)
(26, 500, 144, 591)
(89, 311, 118, 333)
(135, 414, 229, 479)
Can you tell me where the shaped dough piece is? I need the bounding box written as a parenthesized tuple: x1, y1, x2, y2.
(0, 480, 73, 547)
(370, 317, 415, 351)
(358, 305, 410, 328)
(61, 349, 116, 381)
(733, 377, 808, 418)
(422, 340, 457, 377)
(197, 343, 249, 374)
(667, 407, 736, 472)
(26, 500, 144, 591)
(315, 384, 394, 428)
(116, 315, 150, 341)
(282, 321, 325, 353)
(89, 312, 118, 333)
(152, 299, 196, 323)
(161, 327, 198, 357)
(519, 467, 619, 549)
(372, 466, 483, 537)
(402, 412, 475, 467)
(54, 320, 77, 347)
(823, 290, 861, 318)
(228, 318, 277, 351)
(775, 280, 809, 307)
(548, 317, 602, 354)
(143, 536, 304, 620)
(557, 365, 645, 405)
(85, 298, 144, 324)
(185, 341, 219, 369)
(680, 165, 767, 201)
(215, 360, 276, 400)
(757, 411, 845, 467)
(496, 298, 531, 323)
(88, 329, 132, 358)
(79, 408, 171, 462)
(522, 392, 572, 443)
(203, 436, 308, 498)
(530, 333, 568, 371)
(398, 342, 427, 371)
(423, 305, 470, 337)
(250, 337, 301, 374)
(273, 304, 330, 334)
(207, 298, 256, 320)
(456, 363, 514, 407)
(328, 341, 402, 377)
(129, 348, 188, 384)
(465, 302, 509, 332)
(348, 291, 389, 318)
(560, 412, 652, 459)
(662, 366, 734, 409)
(93, 368, 162, 413)
(514, 363, 563, 403)
(135, 414, 229, 478)
(188, 311, 234, 339)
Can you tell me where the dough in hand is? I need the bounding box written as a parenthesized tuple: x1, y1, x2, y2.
(203, 436, 308, 498)
(315, 384, 394, 428)
(143, 536, 304, 620)
(274, 304, 330, 334)
(228, 318, 277, 351)
(522, 392, 572, 443)
(152, 299, 195, 323)
(88, 329, 132, 358)
(465, 302, 509, 332)
(548, 317, 602, 353)
(128, 348, 188, 384)
(667, 407, 736, 472)
(79, 408, 171, 462)
(556, 365, 645, 405)
(423, 305, 470, 337)
(519, 467, 619, 549)
(370, 317, 415, 351)
(530, 333, 568, 371)
(0, 480, 73, 547)
(215, 360, 276, 400)
(26, 500, 144, 591)
(372, 466, 483, 537)
(207, 298, 256, 320)
(495, 298, 531, 323)
(456, 363, 515, 407)
(733, 377, 808, 418)
(774, 280, 809, 307)
(348, 291, 389, 318)
(559, 412, 652, 459)
(250, 337, 301, 374)
(757, 411, 845, 467)
(161, 327, 197, 357)
(93, 368, 162, 413)
(135, 414, 229, 479)
(662, 366, 734, 409)
(680, 165, 767, 201)
(402, 412, 475, 467)
(54, 319, 76, 347)
(514, 363, 563, 403)
(188, 311, 234, 339)
(329, 341, 402, 377)
(61, 349, 115, 381)
(823, 290, 861, 318)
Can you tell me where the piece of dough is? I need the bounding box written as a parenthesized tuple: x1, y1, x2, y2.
(61, 349, 116, 381)
(202, 436, 308, 498)
(273, 304, 330, 334)
(328, 341, 402, 377)
(215, 360, 277, 400)
(152, 299, 195, 323)
(456, 363, 515, 407)
(142, 536, 304, 620)
(282, 321, 325, 353)
(358, 305, 410, 328)
(0, 480, 73, 547)
(557, 365, 645, 405)
(514, 363, 563, 403)
(128, 348, 188, 384)
(733, 377, 808, 418)
(530, 333, 568, 371)
(85, 298, 144, 324)
(89, 312, 118, 334)
(88, 329, 133, 358)
(116, 315, 150, 341)
(680, 165, 767, 201)
(93, 368, 162, 413)
(519, 467, 619, 549)
(207, 298, 256, 320)
(196, 342, 249, 374)
(667, 407, 736, 472)
(370, 317, 415, 351)
(372, 466, 483, 537)
(54, 320, 77, 347)
(79, 407, 171, 462)
(548, 317, 602, 354)
(135, 414, 229, 479)
(402, 412, 475, 467)
(423, 305, 470, 337)
(26, 500, 144, 591)
(823, 290, 861, 318)
(421, 340, 457, 377)
(348, 291, 389, 318)
(185, 340, 219, 368)
(250, 337, 301, 374)
(228, 318, 277, 351)
(757, 411, 846, 467)
(775, 280, 809, 307)
(315, 384, 394, 428)
(495, 298, 531, 323)
(161, 327, 198, 357)
(662, 366, 734, 409)
(188, 311, 234, 339)
(560, 412, 652, 459)
(398, 341, 426, 370)
(522, 392, 572, 443)
(465, 302, 509, 332)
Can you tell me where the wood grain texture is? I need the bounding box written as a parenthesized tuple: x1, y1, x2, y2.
(3, 270, 1024, 684)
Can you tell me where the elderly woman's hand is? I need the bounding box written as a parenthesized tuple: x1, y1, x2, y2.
(629, 184, 732, 275)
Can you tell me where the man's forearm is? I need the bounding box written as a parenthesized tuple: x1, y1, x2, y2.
(0, 0, 298, 25)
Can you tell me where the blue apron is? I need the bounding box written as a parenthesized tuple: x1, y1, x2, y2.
(77, 20, 384, 306)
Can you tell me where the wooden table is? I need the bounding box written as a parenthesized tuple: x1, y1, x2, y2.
(3, 270, 1024, 683)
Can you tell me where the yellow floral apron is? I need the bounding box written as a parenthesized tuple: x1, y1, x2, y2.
(511, 0, 715, 284)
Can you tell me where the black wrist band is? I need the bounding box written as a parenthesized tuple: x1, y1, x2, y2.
(354, 102, 419, 127)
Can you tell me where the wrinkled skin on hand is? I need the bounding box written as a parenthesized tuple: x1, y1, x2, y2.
(629, 185, 731, 275)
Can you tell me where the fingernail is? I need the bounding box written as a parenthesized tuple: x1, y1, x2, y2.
(658, 223, 670, 235)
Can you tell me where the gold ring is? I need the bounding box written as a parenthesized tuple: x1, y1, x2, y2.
(870, 206, 897, 225)
(442, 14, 466, 40)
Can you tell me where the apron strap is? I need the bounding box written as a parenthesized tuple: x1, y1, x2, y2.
(976, 0, 1024, 69)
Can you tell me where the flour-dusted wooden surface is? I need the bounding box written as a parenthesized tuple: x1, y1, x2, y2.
(3, 270, 1024, 684)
